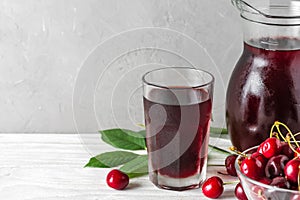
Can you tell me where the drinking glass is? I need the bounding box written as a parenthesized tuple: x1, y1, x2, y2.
(142, 67, 214, 191)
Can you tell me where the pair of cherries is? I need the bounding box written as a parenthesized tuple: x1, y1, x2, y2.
(201, 176, 248, 199)
(202, 154, 248, 200)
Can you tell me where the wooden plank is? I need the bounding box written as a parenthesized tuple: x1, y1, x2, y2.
(0, 134, 236, 200)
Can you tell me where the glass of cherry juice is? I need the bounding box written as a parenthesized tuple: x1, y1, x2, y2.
(142, 67, 214, 191)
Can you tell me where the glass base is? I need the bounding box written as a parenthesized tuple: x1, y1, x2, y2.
(156, 183, 200, 191)
(150, 171, 206, 191)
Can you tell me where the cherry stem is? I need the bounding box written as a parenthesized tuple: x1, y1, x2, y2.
(223, 181, 239, 185)
(294, 132, 300, 137)
(272, 121, 288, 142)
(229, 146, 248, 158)
(273, 121, 300, 147)
(257, 190, 267, 200)
(271, 132, 280, 140)
(207, 164, 225, 167)
(286, 134, 300, 156)
(287, 131, 300, 148)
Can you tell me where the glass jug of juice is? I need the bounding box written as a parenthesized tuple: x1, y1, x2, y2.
(226, 0, 300, 151)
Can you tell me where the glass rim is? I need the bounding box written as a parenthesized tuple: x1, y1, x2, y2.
(241, 14, 300, 27)
(235, 145, 300, 195)
(142, 67, 214, 90)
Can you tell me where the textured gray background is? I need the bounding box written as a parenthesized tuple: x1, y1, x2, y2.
(0, 0, 243, 133)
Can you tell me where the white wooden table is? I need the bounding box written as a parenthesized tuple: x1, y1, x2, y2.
(0, 134, 238, 200)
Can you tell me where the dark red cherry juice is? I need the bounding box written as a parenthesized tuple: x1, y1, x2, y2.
(144, 88, 212, 180)
(226, 38, 300, 151)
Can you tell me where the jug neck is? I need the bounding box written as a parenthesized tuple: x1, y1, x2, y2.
(233, 0, 300, 50)
(242, 17, 300, 50)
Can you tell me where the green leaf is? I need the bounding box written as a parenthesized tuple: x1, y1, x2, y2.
(100, 129, 146, 150)
(126, 172, 148, 178)
(137, 130, 146, 137)
(84, 157, 109, 168)
(120, 155, 148, 175)
(84, 151, 139, 168)
(210, 127, 228, 135)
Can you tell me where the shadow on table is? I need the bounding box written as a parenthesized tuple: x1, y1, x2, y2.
(126, 182, 143, 190)
(219, 187, 235, 199)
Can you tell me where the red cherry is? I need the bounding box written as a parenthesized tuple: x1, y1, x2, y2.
(258, 177, 271, 185)
(225, 154, 238, 176)
(234, 183, 248, 200)
(240, 157, 264, 180)
(284, 159, 300, 184)
(257, 144, 263, 154)
(270, 176, 290, 189)
(251, 152, 267, 168)
(106, 169, 129, 190)
(202, 176, 224, 199)
(265, 154, 289, 178)
(280, 142, 295, 159)
(259, 138, 281, 159)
